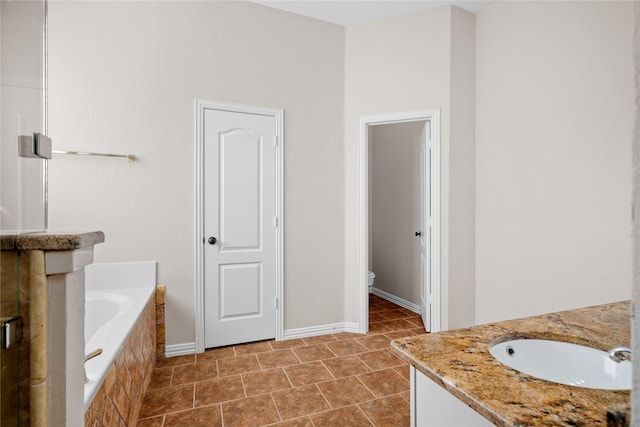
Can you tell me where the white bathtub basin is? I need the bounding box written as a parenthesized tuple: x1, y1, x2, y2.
(489, 338, 631, 390)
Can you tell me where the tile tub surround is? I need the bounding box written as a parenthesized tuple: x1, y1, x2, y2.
(156, 286, 166, 359)
(84, 291, 157, 426)
(0, 250, 32, 425)
(391, 301, 631, 426)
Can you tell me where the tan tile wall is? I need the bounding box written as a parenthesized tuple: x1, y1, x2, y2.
(1, 250, 32, 426)
(84, 291, 156, 426)
(29, 250, 48, 427)
(155, 286, 165, 359)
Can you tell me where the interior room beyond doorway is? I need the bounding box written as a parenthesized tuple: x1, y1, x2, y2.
(368, 120, 427, 315)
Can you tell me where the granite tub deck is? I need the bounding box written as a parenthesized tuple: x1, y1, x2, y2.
(391, 301, 630, 426)
(1, 231, 105, 250)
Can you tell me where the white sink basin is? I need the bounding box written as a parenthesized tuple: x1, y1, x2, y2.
(489, 338, 631, 390)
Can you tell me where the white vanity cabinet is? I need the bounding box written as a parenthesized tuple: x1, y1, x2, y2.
(410, 366, 494, 427)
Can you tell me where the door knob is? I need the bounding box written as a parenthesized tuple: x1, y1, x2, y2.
(208, 236, 217, 245)
(415, 231, 422, 237)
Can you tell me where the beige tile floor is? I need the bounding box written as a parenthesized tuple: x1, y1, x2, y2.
(136, 294, 426, 427)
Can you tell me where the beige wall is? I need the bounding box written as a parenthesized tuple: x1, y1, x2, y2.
(447, 6, 476, 329)
(45, 0, 634, 347)
(475, 1, 633, 324)
(370, 121, 423, 305)
(345, 6, 476, 329)
(47, 1, 345, 345)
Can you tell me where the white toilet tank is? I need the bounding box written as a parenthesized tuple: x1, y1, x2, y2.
(368, 271, 375, 292)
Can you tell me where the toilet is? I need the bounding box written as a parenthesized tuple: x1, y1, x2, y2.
(368, 271, 375, 293)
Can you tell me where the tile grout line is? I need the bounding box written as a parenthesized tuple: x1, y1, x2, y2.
(168, 366, 175, 388)
(255, 352, 265, 371)
(290, 346, 304, 365)
(149, 403, 221, 422)
(313, 382, 333, 414)
(191, 383, 196, 411)
(354, 372, 381, 401)
(220, 401, 227, 427)
(268, 392, 284, 424)
(357, 400, 380, 426)
(239, 372, 248, 403)
(280, 364, 296, 390)
(318, 359, 337, 381)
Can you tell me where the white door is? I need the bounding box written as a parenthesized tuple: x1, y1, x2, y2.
(419, 122, 431, 331)
(203, 108, 277, 348)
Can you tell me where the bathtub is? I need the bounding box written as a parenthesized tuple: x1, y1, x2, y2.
(83, 261, 156, 410)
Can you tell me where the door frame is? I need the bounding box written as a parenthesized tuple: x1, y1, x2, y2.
(358, 110, 441, 333)
(195, 99, 284, 353)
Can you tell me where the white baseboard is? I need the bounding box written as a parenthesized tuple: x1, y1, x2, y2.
(164, 323, 361, 357)
(283, 322, 361, 340)
(372, 288, 422, 314)
(165, 296, 417, 357)
(165, 342, 196, 357)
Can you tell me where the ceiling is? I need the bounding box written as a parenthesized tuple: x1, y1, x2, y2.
(251, 1, 490, 26)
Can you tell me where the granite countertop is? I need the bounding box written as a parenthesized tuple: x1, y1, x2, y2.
(391, 301, 630, 426)
(1, 231, 105, 251)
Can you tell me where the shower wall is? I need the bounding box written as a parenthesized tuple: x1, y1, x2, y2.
(0, 0, 46, 232)
(1, 1, 47, 426)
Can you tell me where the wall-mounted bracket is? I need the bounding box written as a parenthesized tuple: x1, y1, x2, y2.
(1, 316, 22, 349)
(18, 133, 52, 159)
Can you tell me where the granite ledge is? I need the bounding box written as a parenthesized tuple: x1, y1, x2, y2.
(607, 402, 630, 427)
(1, 231, 105, 251)
(391, 301, 630, 427)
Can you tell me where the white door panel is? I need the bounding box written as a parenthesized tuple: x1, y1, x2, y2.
(219, 263, 262, 319)
(219, 129, 261, 250)
(204, 108, 277, 348)
(420, 122, 431, 332)
(420, 127, 427, 331)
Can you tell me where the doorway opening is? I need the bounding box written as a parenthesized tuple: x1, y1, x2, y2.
(358, 110, 441, 334)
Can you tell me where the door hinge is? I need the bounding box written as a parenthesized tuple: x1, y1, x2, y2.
(274, 297, 278, 309)
(274, 135, 278, 146)
(274, 216, 278, 227)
